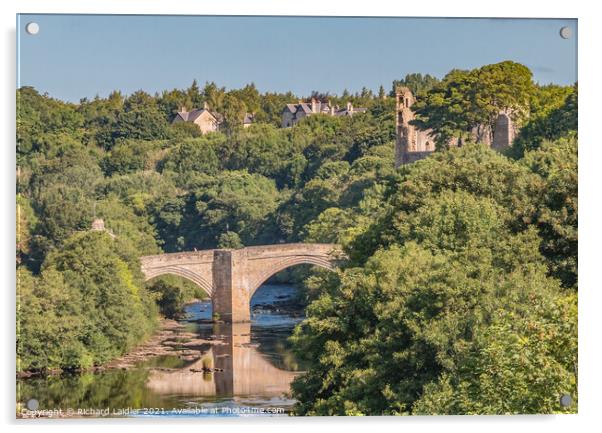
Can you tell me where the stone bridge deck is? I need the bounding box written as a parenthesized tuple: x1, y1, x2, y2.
(140, 243, 342, 322)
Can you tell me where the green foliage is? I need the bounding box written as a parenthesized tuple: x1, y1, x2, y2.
(16, 80, 398, 374)
(414, 292, 577, 414)
(220, 93, 248, 134)
(169, 120, 204, 138)
(18, 267, 85, 371)
(348, 144, 542, 264)
(160, 135, 223, 181)
(391, 73, 440, 98)
(291, 142, 577, 415)
(18, 232, 157, 372)
(17, 87, 84, 162)
(413, 61, 535, 146)
(25, 146, 103, 269)
(219, 124, 299, 187)
(110, 91, 169, 147)
(511, 85, 577, 157)
(255, 91, 297, 126)
(522, 137, 578, 289)
(396, 189, 508, 252)
(17, 194, 37, 265)
(94, 195, 161, 256)
(292, 241, 575, 415)
(217, 231, 244, 249)
(185, 171, 281, 247)
(147, 275, 208, 319)
(102, 139, 163, 176)
(16, 61, 577, 416)
(78, 91, 124, 148)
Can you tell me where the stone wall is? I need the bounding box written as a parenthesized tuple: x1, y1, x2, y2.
(194, 111, 219, 134)
(394, 87, 517, 167)
(395, 86, 439, 167)
(492, 112, 515, 150)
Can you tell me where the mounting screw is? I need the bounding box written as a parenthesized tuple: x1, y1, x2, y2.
(559, 26, 572, 39)
(25, 22, 40, 35)
(560, 394, 573, 407)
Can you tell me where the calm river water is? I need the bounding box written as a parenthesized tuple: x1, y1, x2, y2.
(17, 284, 305, 417)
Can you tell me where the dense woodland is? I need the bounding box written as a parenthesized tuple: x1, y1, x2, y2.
(16, 61, 577, 415)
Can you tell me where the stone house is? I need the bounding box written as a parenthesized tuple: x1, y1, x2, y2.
(172, 103, 220, 134)
(281, 98, 367, 128)
(395, 87, 516, 167)
(173, 104, 256, 132)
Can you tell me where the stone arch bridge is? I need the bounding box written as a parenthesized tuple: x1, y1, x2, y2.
(140, 243, 342, 322)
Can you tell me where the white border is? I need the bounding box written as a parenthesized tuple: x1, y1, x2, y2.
(2, 1, 600, 432)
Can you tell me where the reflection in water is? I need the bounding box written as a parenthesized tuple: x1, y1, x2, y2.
(17, 284, 304, 417)
(146, 322, 300, 398)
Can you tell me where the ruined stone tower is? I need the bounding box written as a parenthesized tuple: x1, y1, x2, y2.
(491, 111, 516, 150)
(395, 87, 436, 167)
(394, 87, 516, 168)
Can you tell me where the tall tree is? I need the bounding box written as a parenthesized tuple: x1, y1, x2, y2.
(391, 72, 440, 98)
(412, 62, 535, 147)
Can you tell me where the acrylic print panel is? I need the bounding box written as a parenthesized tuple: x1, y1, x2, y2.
(16, 14, 578, 418)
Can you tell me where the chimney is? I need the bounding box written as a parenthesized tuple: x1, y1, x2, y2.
(203, 101, 209, 110)
(346, 102, 352, 112)
(179, 105, 187, 113)
(311, 98, 318, 113)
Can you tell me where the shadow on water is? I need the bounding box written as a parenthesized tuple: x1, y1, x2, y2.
(17, 284, 305, 417)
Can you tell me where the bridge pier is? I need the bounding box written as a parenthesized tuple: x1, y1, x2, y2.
(140, 243, 341, 324)
(212, 249, 251, 323)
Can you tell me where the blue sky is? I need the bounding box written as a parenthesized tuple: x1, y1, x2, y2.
(17, 15, 577, 102)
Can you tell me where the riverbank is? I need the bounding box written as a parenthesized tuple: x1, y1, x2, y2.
(17, 285, 305, 417)
(17, 318, 219, 378)
(18, 286, 306, 379)
(105, 318, 219, 370)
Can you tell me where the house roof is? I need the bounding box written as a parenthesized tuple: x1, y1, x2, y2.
(284, 104, 298, 114)
(284, 101, 330, 114)
(282, 101, 366, 119)
(175, 108, 217, 123)
(298, 103, 313, 114)
(334, 106, 367, 116)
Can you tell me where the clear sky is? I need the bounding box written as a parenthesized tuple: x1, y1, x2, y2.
(17, 14, 577, 102)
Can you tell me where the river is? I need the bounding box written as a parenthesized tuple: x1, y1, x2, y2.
(17, 284, 306, 418)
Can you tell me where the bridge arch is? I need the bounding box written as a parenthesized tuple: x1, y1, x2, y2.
(140, 243, 342, 322)
(143, 266, 214, 298)
(248, 256, 336, 297)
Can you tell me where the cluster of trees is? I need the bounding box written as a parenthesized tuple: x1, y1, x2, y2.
(410, 61, 576, 153)
(289, 64, 578, 415)
(18, 232, 157, 371)
(16, 80, 396, 372)
(16, 61, 578, 416)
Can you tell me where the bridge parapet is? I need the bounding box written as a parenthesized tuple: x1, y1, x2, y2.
(140, 250, 217, 269)
(140, 250, 216, 296)
(140, 243, 343, 322)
